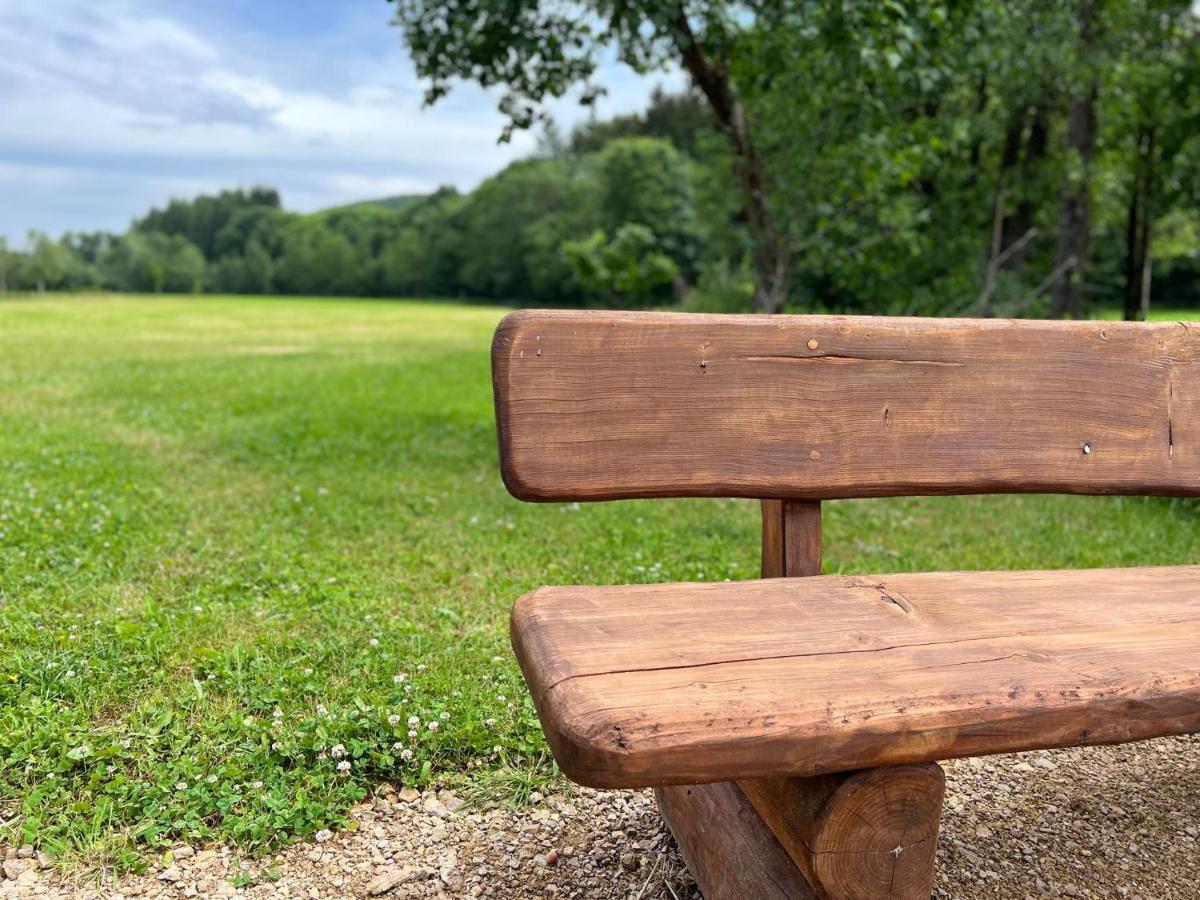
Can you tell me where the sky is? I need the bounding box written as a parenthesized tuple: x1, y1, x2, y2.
(0, 0, 680, 244)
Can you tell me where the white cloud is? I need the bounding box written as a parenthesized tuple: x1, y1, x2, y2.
(0, 0, 680, 241)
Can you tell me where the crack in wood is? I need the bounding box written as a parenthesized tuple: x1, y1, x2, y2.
(855, 581, 915, 614)
(533, 614, 1200, 705)
(1167, 366, 1175, 460)
(737, 354, 964, 367)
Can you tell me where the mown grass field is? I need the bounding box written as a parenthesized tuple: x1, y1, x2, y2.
(1, 294, 1197, 871)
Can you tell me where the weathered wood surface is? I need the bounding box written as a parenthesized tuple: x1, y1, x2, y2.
(655, 782, 817, 900)
(510, 564, 1200, 787)
(492, 310, 1200, 501)
(747, 502, 943, 899)
(761, 499, 822, 577)
(738, 766, 944, 900)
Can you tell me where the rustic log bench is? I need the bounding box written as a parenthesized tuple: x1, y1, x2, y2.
(491, 310, 1200, 899)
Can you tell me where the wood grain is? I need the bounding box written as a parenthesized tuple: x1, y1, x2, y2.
(761, 499, 822, 577)
(510, 565, 1200, 787)
(492, 310, 1200, 501)
(739, 765, 944, 900)
(749, 502, 945, 899)
(655, 782, 817, 899)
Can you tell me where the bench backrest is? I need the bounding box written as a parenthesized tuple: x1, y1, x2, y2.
(492, 310, 1199, 501)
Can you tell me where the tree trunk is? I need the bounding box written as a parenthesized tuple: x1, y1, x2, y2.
(1050, 0, 1099, 319)
(669, 8, 790, 314)
(968, 76, 990, 171)
(1004, 104, 1051, 275)
(978, 108, 1029, 316)
(1123, 127, 1154, 322)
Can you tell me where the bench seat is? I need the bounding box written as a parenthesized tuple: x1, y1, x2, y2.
(511, 565, 1200, 788)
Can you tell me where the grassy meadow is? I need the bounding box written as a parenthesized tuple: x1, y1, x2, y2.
(1, 294, 1197, 871)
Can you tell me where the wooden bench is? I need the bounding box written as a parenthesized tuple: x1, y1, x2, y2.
(491, 310, 1200, 899)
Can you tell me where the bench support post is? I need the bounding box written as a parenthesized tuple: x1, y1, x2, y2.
(657, 500, 944, 899)
(655, 782, 818, 899)
(737, 765, 945, 900)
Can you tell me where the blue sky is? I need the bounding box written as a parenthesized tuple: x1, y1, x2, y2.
(0, 1, 680, 244)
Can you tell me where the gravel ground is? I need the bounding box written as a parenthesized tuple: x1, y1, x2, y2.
(4, 735, 1197, 899)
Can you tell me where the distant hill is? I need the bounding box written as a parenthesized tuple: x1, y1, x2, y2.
(333, 194, 426, 212)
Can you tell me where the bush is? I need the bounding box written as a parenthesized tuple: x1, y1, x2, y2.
(679, 259, 754, 313)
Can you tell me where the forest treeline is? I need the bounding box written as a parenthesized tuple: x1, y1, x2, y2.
(4, 1, 1199, 318)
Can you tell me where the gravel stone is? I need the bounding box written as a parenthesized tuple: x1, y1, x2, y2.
(3, 736, 1198, 898)
(364, 868, 412, 895)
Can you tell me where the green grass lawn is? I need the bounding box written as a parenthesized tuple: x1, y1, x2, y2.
(1, 294, 1197, 871)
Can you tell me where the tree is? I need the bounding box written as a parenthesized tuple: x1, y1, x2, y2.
(389, 0, 794, 312)
(370, 190, 467, 297)
(564, 224, 679, 306)
(210, 239, 275, 294)
(1050, 0, 1102, 319)
(274, 222, 362, 296)
(595, 137, 699, 280)
(101, 232, 206, 293)
(456, 158, 591, 301)
(569, 86, 715, 157)
(24, 231, 72, 294)
(1103, 0, 1200, 320)
(136, 188, 281, 261)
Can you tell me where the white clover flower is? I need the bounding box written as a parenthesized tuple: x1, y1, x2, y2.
(439, 712, 449, 721)
(492, 746, 502, 754)
(315, 829, 332, 843)
(193, 606, 203, 613)
(206, 774, 218, 783)
(426, 721, 439, 733)
(387, 714, 401, 726)
(271, 742, 282, 751)
(485, 718, 497, 728)
(407, 715, 420, 727)
(175, 781, 188, 791)
(392, 742, 404, 751)
(252, 780, 264, 789)
(407, 730, 417, 739)
(330, 744, 346, 759)
(120, 738, 132, 749)
(400, 749, 413, 761)
(392, 673, 407, 684)
(242, 716, 255, 727)
(65, 669, 75, 677)
(106, 765, 117, 774)
(316, 704, 328, 716)
(273, 709, 283, 719)
(497, 694, 507, 702)
(416, 664, 427, 672)
(368, 638, 379, 647)
(337, 760, 351, 774)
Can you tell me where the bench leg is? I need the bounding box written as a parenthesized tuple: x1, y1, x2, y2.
(738, 764, 945, 900)
(655, 782, 818, 899)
